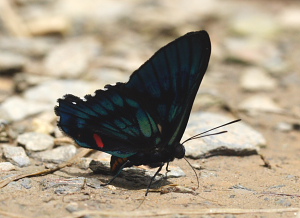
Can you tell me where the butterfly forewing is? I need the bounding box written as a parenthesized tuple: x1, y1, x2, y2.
(124, 31, 211, 147)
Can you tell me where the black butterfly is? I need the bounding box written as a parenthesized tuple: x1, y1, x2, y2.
(55, 31, 211, 192)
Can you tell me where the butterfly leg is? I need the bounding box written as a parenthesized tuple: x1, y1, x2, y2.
(163, 161, 171, 184)
(165, 162, 171, 172)
(145, 162, 164, 196)
(102, 160, 131, 186)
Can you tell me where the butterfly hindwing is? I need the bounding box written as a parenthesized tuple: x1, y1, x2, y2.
(55, 86, 162, 158)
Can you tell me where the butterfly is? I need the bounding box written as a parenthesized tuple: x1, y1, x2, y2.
(55, 30, 211, 193)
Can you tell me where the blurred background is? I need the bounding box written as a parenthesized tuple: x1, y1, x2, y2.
(0, 0, 299, 118)
(0, 0, 299, 125)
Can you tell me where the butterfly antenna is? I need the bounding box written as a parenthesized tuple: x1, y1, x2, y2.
(183, 157, 199, 189)
(182, 119, 241, 144)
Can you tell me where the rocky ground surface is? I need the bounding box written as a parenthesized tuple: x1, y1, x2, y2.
(0, 0, 299, 217)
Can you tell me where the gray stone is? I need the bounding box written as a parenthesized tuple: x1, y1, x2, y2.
(0, 96, 51, 122)
(30, 117, 55, 135)
(89, 67, 129, 85)
(268, 184, 285, 189)
(0, 52, 27, 73)
(43, 37, 101, 78)
(0, 37, 54, 57)
(14, 74, 53, 93)
(65, 202, 80, 213)
(41, 177, 86, 194)
(17, 132, 54, 151)
(75, 157, 93, 170)
(238, 95, 284, 114)
(184, 112, 265, 159)
(240, 67, 277, 91)
(2, 145, 31, 167)
(31, 144, 77, 163)
(263, 55, 288, 75)
(55, 0, 131, 26)
(6, 181, 23, 190)
(0, 162, 16, 171)
(229, 184, 255, 192)
(224, 37, 278, 65)
(279, 8, 300, 30)
(276, 122, 293, 132)
(122, 167, 164, 186)
(276, 198, 292, 207)
(201, 171, 218, 178)
(147, 166, 186, 179)
(20, 178, 32, 189)
(26, 16, 70, 36)
(164, 166, 186, 178)
(229, 11, 280, 38)
(286, 175, 297, 179)
(23, 80, 99, 105)
(86, 178, 102, 189)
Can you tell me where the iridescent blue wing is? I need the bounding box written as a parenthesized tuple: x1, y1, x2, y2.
(55, 86, 162, 158)
(55, 31, 211, 159)
(124, 31, 211, 148)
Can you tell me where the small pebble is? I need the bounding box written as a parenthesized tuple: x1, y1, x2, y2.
(229, 10, 279, 38)
(184, 112, 265, 159)
(65, 202, 80, 213)
(0, 36, 53, 57)
(2, 144, 31, 167)
(0, 162, 16, 171)
(162, 166, 186, 178)
(76, 157, 93, 170)
(43, 37, 101, 78)
(240, 67, 277, 91)
(86, 178, 102, 189)
(20, 178, 32, 189)
(0, 96, 51, 122)
(0, 52, 27, 73)
(41, 177, 86, 194)
(268, 184, 286, 189)
(229, 184, 255, 192)
(275, 198, 292, 207)
(224, 37, 278, 65)
(276, 122, 293, 132)
(17, 132, 54, 151)
(279, 8, 300, 29)
(31, 144, 77, 163)
(238, 95, 283, 114)
(23, 80, 99, 105)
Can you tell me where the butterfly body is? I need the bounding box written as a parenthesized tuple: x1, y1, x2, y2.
(55, 31, 211, 176)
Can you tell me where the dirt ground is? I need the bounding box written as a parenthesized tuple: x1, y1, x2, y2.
(0, 0, 299, 218)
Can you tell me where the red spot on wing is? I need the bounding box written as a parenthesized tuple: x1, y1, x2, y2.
(93, 134, 104, 148)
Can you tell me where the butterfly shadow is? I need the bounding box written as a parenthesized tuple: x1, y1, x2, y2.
(88, 160, 172, 191)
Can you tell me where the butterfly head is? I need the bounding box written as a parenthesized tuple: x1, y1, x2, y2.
(174, 143, 185, 159)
